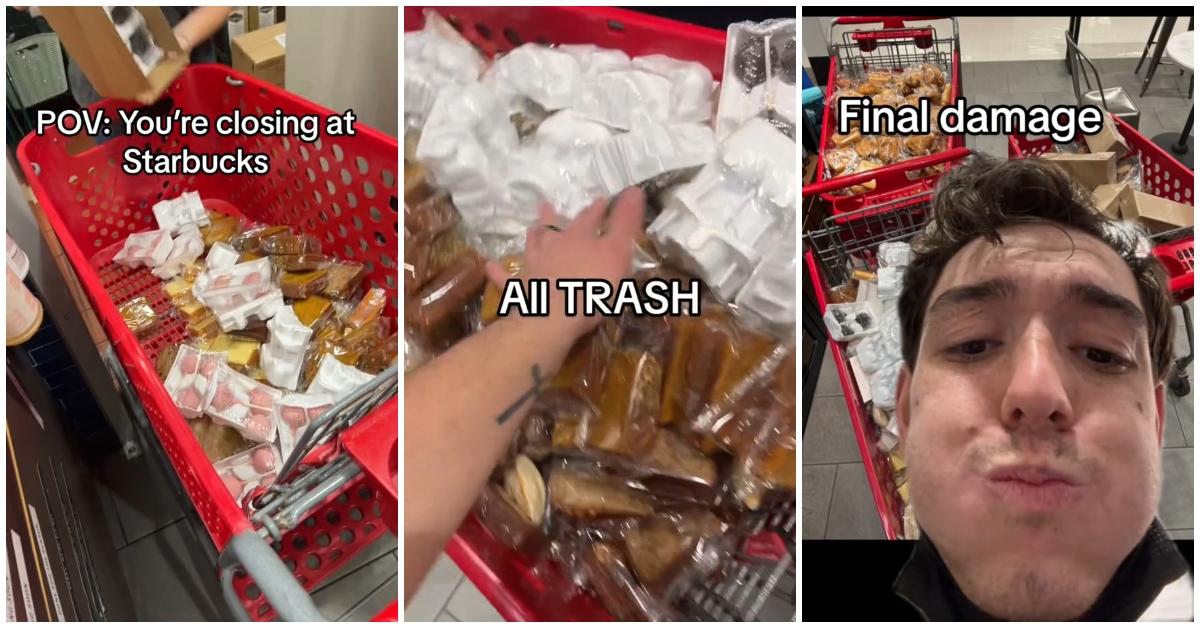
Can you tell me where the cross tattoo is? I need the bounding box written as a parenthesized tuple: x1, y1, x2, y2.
(496, 364, 545, 425)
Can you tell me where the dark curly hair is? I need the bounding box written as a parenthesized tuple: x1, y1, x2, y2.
(897, 155, 1175, 381)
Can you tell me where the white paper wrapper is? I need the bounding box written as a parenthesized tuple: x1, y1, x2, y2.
(484, 44, 583, 112)
(152, 225, 204, 279)
(205, 242, 240, 271)
(306, 354, 374, 398)
(404, 9, 486, 128)
(632, 55, 715, 123)
(591, 122, 715, 195)
(152, 191, 210, 235)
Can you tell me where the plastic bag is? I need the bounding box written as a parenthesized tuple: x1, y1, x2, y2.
(321, 261, 367, 301)
(591, 121, 716, 197)
(201, 214, 241, 249)
(475, 481, 550, 554)
(199, 419, 258, 464)
(620, 511, 727, 598)
(405, 253, 487, 335)
(581, 542, 677, 621)
(152, 225, 204, 279)
(228, 225, 289, 255)
(582, 349, 662, 458)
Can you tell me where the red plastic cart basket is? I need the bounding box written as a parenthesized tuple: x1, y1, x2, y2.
(16, 65, 398, 621)
(815, 16, 964, 216)
(407, 6, 796, 622)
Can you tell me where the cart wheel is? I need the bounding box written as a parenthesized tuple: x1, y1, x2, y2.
(1169, 372, 1191, 398)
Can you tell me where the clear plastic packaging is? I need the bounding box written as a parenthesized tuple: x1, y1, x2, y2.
(204, 363, 282, 442)
(152, 224, 204, 279)
(280, 269, 328, 299)
(620, 511, 727, 598)
(229, 225, 289, 255)
(260, 307, 314, 390)
(206, 241, 241, 271)
(878, 241, 912, 268)
(823, 302, 880, 342)
(152, 190, 210, 235)
(162, 345, 225, 419)
(321, 261, 367, 300)
(581, 542, 676, 621)
(716, 19, 796, 140)
(631, 55, 716, 124)
(113, 229, 172, 268)
(548, 465, 655, 520)
(261, 232, 322, 256)
(118, 295, 158, 336)
(272, 253, 330, 273)
(275, 392, 333, 462)
(648, 118, 794, 302)
(404, 9, 486, 129)
(405, 254, 487, 335)
(214, 442, 281, 506)
(591, 122, 716, 196)
(201, 214, 241, 249)
(733, 220, 796, 338)
(306, 353, 374, 398)
(347, 287, 387, 329)
(584, 349, 662, 458)
(483, 43, 583, 113)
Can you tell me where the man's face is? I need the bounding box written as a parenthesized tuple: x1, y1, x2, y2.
(896, 223, 1165, 621)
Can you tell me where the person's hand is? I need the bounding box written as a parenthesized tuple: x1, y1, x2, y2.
(485, 186, 646, 342)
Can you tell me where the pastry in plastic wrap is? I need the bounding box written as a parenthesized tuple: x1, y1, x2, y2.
(542, 329, 615, 413)
(587, 350, 661, 457)
(405, 254, 487, 334)
(347, 287, 387, 329)
(582, 542, 676, 621)
(229, 225, 289, 254)
(156, 344, 180, 380)
(262, 232, 321, 256)
(639, 429, 719, 499)
(823, 147, 856, 176)
(119, 296, 158, 336)
(504, 454, 547, 526)
(280, 270, 329, 299)
(273, 253, 329, 273)
(476, 482, 548, 554)
(202, 215, 241, 248)
(293, 295, 334, 329)
(358, 332, 399, 374)
(481, 255, 522, 325)
(321, 261, 367, 300)
(621, 511, 726, 597)
(548, 467, 654, 519)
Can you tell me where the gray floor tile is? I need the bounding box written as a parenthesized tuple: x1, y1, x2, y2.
(437, 610, 460, 621)
(338, 574, 397, 621)
(1159, 448, 1193, 531)
(815, 352, 844, 397)
(1095, 58, 1141, 73)
(312, 552, 397, 621)
(92, 478, 130, 551)
(1168, 529, 1193, 540)
(312, 534, 397, 594)
(974, 134, 1011, 159)
(824, 463, 886, 540)
(1173, 384, 1193, 446)
(1036, 60, 1071, 79)
(99, 449, 185, 545)
(1163, 399, 1187, 448)
(1175, 327, 1193, 366)
(973, 61, 1029, 82)
(1008, 72, 1073, 94)
(1042, 91, 1079, 108)
(404, 553, 463, 621)
(957, 62, 975, 80)
(802, 465, 838, 540)
(802, 396, 861, 465)
(1155, 107, 1192, 129)
(116, 520, 230, 621)
(445, 576, 504, 622)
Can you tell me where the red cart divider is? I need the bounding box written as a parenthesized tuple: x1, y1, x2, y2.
(17, 64, 398, 620)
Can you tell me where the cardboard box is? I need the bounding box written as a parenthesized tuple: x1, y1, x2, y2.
(1041, 152, 1117, 191)
(1092, 183, 1136, 220)
(1125, 191, 1194, 234)
(41, 7, 186, 104)
(232, 22, 286, 87)
(1083, 111, 1131, 157)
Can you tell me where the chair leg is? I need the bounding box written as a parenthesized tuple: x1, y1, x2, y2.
(1136, 16, 1163, 74)
(1141, 16, 1177, 96)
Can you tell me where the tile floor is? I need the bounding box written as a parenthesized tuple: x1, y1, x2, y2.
(803, 299, 1195, 540)
(405, 553, 504, 622)
(960, 58, 1194, 163)
(93, 443, 398, 620)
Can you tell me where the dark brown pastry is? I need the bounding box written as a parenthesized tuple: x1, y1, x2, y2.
(405, 255, 486, 333)
(622, 512, 726, 597)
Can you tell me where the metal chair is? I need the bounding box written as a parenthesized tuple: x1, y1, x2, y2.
(1065, 30, 1141, 129)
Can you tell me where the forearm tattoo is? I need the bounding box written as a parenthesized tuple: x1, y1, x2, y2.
(496, 364, 546, 425)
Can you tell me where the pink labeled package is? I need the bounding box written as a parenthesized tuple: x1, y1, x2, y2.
(162, 345, 225, 418)
(275, 392, 334, 461)
(215, 442, 281, 505)
(205, 363, 283, 442)
(193, 257, 275, 309)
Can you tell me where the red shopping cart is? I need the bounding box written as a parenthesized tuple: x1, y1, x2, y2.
(1011, 115, 1194, 395)
(816, 16, 964, 216)
(406, 6, 796, 621)
(16, 65, 398, 621)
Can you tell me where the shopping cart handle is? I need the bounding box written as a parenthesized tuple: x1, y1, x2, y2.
(804, 146, 971, 197)
(833, 16, 946, 28)
(219, 531, 325, 622)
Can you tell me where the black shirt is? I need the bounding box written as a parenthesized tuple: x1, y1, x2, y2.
(894, 520, 1190, 621)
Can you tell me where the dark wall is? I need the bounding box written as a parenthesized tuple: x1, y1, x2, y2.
(624, 7, 794, 30)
